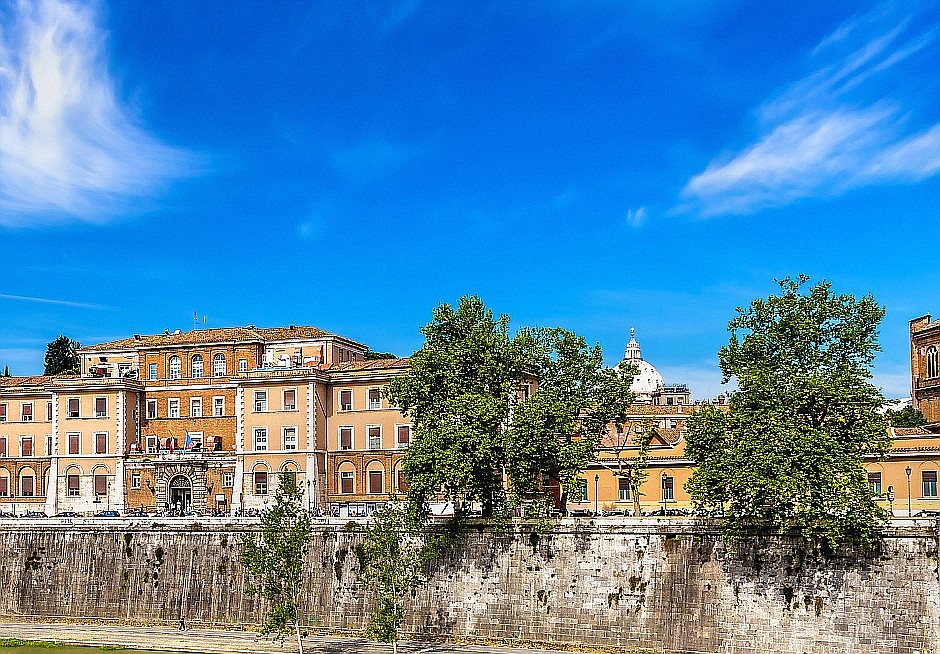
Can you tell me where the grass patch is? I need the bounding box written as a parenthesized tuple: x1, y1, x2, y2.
(100, 647, 128, 651)
(0, 640, 63, 648)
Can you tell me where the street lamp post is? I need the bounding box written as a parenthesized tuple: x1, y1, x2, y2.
(594, 475, 599, 516)
(661, 471, 668, 514)
(905, 466, 913, 516)
(887, 486, 895, 517)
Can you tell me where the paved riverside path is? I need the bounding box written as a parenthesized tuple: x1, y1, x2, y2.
(0, 623, 584, 654)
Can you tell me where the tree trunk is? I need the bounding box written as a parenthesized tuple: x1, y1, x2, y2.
(295, 621, 303, 654)
(393, 639, 398, 654)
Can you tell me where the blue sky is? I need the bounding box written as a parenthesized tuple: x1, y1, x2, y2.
(2, 0, 939, 399)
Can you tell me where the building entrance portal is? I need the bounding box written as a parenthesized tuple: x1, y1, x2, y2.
(168, 475, 192, 513)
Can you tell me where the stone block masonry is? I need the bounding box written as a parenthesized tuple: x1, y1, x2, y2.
(0, 519, 937, 654)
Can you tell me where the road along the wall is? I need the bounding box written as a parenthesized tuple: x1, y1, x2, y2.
(0, 518, 936, 654)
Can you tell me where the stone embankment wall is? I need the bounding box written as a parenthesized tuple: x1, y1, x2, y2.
(0, 519, 937, 654)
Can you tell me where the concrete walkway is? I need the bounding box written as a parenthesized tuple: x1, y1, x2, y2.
(0, 623, 585, 654)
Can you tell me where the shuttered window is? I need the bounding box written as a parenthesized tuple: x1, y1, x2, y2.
(67, 474, 80, 496)
(95, 397, 107, 417)
(68, 398, 80, 418)
(340, 427, 352, 450)
(94, 474, 107, 495)
(68, 433, 80, 454)
(369, 470, 383, 494)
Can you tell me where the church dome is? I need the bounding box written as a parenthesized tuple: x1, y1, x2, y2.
(620, 328, 664, 397)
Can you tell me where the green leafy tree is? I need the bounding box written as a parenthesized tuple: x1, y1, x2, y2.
(241, 472, 312, 652)
(365, 350, 398, 360)
(684, 276, 890, 549)
(43, 335, 81, 375)
(357, 503, 427, 654)
(884, 405, 927, 427)
(2, 365, 9, 377)
(385, 296, 633, 521)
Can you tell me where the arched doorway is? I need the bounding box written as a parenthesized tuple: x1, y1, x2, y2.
(168, 475, 192, 514)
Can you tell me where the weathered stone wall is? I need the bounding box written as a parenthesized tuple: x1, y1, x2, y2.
(0, 519, 937, 654)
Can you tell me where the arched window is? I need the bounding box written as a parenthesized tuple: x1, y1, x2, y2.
(168, 356, 181, 380)
(928, 347, 938, 379)
(338, 462, 356, 494)
(191, 354, 204, 378)
(213, 353, 226, 376)
(366, 459, 385, 495)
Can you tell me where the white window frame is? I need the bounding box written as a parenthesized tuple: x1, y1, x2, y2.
(191, 354, 204, 378)
(168, 398, 180, 419)
(223, 472, 234, 488)
(340, 470, 355, 494)
(146, 399, 157, 419)
(20, 435, 34, 457)
(67, 397, 80, 418)
(213, 353, 226, 376)
(95, 396, 107, 418)
(367, 425, 382, 450)
(339, 389, 352, 411)
(21, 402, 33, 422)
(131, 472, 141, 489)
(395, 424, 411, 448)
(213, 396, 225, 416)
(190, 397, 203, 418)
(146, 436, 158, 454)
(186, 432, 204, 450)
(254, 390, 268, 413)
(94, 431, 108, 455)
(282, 426, 298, 451)
(254, 427, 268, 451)
(368, 388, 382, 410)
(238, 358, 248, 372)
(339, 426, 353, 451)
(149, 363, 157, 380)
(168, 355, 182, 380)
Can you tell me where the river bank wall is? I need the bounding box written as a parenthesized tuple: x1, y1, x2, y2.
(0, 519, 936, 654)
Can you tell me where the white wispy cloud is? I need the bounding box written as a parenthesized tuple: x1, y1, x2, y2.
(0, 292, 108, 309)
(680, 4, 940, 216)
(625, 206, 647, 227)
(0, 0, 197, 226)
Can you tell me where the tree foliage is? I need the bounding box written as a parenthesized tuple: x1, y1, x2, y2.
(884, 405, 927, 427)
(241, 473, 312, 652)
(365, 350, 398, 360)
(384, 296, 634, 521)
(357, 503, 427, 654)
(684, 276, 890, 549)
(43, 335, 81, 375)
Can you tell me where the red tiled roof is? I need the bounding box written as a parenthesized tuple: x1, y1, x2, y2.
(81, 325, 340, 351)
(327, 358, 411, 372)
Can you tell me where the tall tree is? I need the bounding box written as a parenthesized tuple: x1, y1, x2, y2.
(44, 335, 81, 375)
(241, 472, 312, 653)
(357, 503, 427, 654)
(384, 296, 633, 521)
(884, 405, 927, 427)
(684, 276, 890, 549)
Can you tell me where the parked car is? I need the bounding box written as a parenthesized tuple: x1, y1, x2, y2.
(94, 510, 120, 517)
(568, 508, 594, 517)
(54, 511, 80, 518)
(125, 509, 149, 517)
(601, 509, 627, 517)
(22, 511, 48, 518)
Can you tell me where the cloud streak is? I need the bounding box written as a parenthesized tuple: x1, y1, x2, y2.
(0, 292, 109, 309)
(680, 4, 940, 216)
(0, 0, 198, 226)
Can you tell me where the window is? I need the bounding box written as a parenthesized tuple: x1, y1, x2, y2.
(146, 436, 158, 454)
(662, 475, 675, 501)
(619, 477, 631, 502)
(340, 427, 353, 450)
(0, 436, 5, 456)
(369, 470, 383, 494)
(283, 389, 296, 411)
(223, 472, 234, 488)
(186, 432, 203, 450)
(46, 436, 53, 456)
(368, 426, 382, 450)
(21, 436, 33, 457)
(168, 399, 180, 418)
(928, 347, 939, 379)
(67, 398, 79, 418)
(254, 428, 268, 451)
(213, 353, 226, 376)
(254, 391, 267, 412)
(95, 432, 107, 454)
(397, 469, 408, 492)
(368, 388, 381, 410)
(340, 470, 354, 494)
(68, 432, 80, 455)
(576, 479, 589, 503)
(46, 402, 53, 421)
(213, 396, 225, 416)
(283, 427, 297, 450)
(190, 397, 202, 418)
(131, 473, 141, 489)
(190, 354, 203, 378)
(238, 358, 248, 372)
(0, 477, 7, 497)
(21, 403, 32, 421)
(21, 475, 34, 497)
(149, 363, 157, 380)
(168, 356, 181, 380)
(0, 403, 5, 421)
(146, 400, 157, 419)
(254, 471, 268, 495)
(94, 474, 107, 495)
(67, 474, 80, 496)
(924, 470, 938, 498)
(868, 472, 882, 496)
(339, 389, 352, 411)
(396, 425, 411, 447)
(95, 397, 107, 417)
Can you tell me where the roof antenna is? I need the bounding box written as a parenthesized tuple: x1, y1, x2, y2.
(193, 311, 199, 331)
